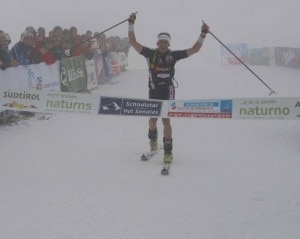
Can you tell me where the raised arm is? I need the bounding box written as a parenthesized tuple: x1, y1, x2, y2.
(128, 13, 144, 53)
(186, 21, 210, 57)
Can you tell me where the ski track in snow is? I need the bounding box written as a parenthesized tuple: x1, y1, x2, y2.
(1, 63, 300, 239)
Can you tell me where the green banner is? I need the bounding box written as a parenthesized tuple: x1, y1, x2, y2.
(60, 56, 88, 92)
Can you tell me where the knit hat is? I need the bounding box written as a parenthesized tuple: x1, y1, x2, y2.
(157, 32, 171, 45)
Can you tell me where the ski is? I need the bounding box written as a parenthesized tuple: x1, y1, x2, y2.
(161, 163, 170, 175)
(140, 145, 163, 161)
(140, 146, 171, 175)
(35, 113, 52, 120)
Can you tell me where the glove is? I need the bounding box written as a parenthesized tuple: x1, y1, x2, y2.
(201, 22, 210, 34)
(128, 13, 136, 24)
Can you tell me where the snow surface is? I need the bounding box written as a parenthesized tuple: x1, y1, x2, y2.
(1, 60, 300, 238)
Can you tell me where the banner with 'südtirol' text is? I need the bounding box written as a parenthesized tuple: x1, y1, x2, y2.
(1, 89, 300, 120)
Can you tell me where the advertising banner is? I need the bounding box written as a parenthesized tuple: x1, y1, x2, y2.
(275, 47, 300, 68)
(1, 89, 300, 120)
(99, 97, 163, 117)
(233, 97, 300, 120)
(60, 55, 88, 92)
(0, 65, 29, 90)
(28, 62, 60, 91)
(248, 48, 271, 66)
(0, 62, 60, 91)
(85, 59, 98, 91)
(94, 52, 106, 84)
(118, 52, 128, 70)
(0, 89, 100, 114)
(166, 100, 232, 118)
(221, 44, 248, 64)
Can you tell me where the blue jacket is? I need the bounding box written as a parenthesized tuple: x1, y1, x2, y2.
(10, 41, 33, 65)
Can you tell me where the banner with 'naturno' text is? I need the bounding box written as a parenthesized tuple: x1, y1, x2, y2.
(1, 89, 300, 120)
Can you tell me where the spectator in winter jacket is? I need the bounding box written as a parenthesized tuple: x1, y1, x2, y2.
(86, 30, 93, 39)
(0, 32, 19, 69)
(0, 32, 9, 70)
(62, 29, 71, 43)
(37, 27, 46, 41)
(10, 31, 34, 65)
(25, 26, 37, 39)
(35, 27, 46, 48)
(31, 37, 56, 65)
(2, 33, 11, 51)
(51, 35, 64, 60)
(25, 26, 37, 47)
(60, 29, 71, 58)
(2, 33, 13, 61)
(71, 34, 93, 58)
(53, 26, 63, 37)
(69, 26, 81, 56)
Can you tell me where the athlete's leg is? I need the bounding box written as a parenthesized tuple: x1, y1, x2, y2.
(162, 118, 173, 163)
(162, 85, 174, 163)
(162, 118, 172, 139)
(149, 117, 158, 131)
(148, 118, 158, 151)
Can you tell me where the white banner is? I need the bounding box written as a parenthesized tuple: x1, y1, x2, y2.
(118, 52, 128, 68)
(0, 62, 60, 91)
(85, 59, 98, 91)
(1, 89, 300, 120)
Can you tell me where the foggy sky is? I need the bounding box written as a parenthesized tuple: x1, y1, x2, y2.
(1, 0, 299, 48)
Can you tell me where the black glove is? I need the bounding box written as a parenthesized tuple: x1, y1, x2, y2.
(128, 13, 136, 24)
(201, 22, 210, 34)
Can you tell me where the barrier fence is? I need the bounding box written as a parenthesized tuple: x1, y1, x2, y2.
(0, 51, 128, 117)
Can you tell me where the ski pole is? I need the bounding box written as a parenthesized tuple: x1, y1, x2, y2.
(65, 13, 137, 56)
(205, 22, 276, 96)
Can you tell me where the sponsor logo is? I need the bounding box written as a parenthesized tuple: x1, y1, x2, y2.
(45, 93, 92, 112)
(1, 91, 40, 110)
(239, 98, 292, 118)
(170, 102, 177, 110)
(60, 67, 85, 86)
(2, 102, 38, 110)
(239, 107, 290, 116)
(28, 68, 43, 90)
(157, 73, 170, 78)
(99, 97, 162, 116)
(99, 97, 123, 115)
(3, 91, 40, 100)
(46, 100, 92, 111)
(168, 100, 232, 118)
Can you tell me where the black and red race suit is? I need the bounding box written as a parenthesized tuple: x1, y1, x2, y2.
(140, 47, 187, 100)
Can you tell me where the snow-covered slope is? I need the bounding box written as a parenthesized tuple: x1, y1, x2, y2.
(1, 63, 300, 239)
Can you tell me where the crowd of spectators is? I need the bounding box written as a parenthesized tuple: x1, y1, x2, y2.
(0, 26, 130, 70)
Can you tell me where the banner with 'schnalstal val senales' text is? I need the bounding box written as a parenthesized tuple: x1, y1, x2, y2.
(1, 89, 300, 120)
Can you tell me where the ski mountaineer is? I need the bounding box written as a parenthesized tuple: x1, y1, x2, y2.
(128, 13, 209, 165)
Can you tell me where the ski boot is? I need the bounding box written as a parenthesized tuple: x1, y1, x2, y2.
(163, 138, 173, 164)
(163, 153, 173, 164)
